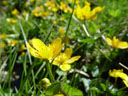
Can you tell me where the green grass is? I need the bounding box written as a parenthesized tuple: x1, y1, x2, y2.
(0, 0, 128, 95)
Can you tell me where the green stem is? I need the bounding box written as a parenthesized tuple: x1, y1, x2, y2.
(44, 24, 54, 43)
(46, 61, 55, 83)
(63, 0, 76, 43)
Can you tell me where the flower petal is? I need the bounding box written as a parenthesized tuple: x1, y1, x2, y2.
(65, 56, 81, 64)
(27, 42, 41, 58)
(39, 47, 52, 59)
(106, 37, 112, 46)
(32, 38, 47, 51)
(64, 48, 72, 59)
(60, 63, 71, 71)
(123, 79, 128, 87)
(116, 42, 128, 49)
(49, 38, 63, 58)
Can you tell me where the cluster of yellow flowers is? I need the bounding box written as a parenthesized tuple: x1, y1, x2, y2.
(6, 9, 20, 23)
(106, 36, 128, 87)
(31, 0, 72, 18)
(0, 33, 26, 56)
(0, 33, 6, 49)
(106, 36, 128, 49)
(6, 18, 17, 23)
(27, 38, 80, 71)
(74, 1, 103, 21)
(109, 69, 128, 87)
(45, 0, 72, 13)
(32, 6, 50, 18)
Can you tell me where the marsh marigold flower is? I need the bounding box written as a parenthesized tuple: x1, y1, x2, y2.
(109, 69, 128, 87)
(60, 17, 65, 21)
(8, 40, 18, 46)
(0, 42, 6, 49)
(2, 0, 7, 5)
(54, 94, 64, 96)
(53, 48, 80, 71)
(7, 18, 17, 23)
(27, 38, 63, 60)
(74, 0, 103, 21)
(53, 20, 58, 24)
(106, 36, 128, 49)
(12, 9, 19, 15)
(0, 33, 6, 39)
(58, 2, 72, 13)
(59, 27, 65, 34)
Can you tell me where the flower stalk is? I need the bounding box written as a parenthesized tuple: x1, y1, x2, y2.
(46, 61, 55, 83)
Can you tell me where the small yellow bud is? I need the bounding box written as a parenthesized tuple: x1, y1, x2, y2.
(39, 78, 51, 89)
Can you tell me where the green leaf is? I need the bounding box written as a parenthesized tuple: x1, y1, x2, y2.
(100, 83, 106, 91)
(80, 38, 95, 44)
(91, 87, 103, 94)
(91, 65, 99, 77)
(62, 84, 83, 96)
(45, 82, 61, 95)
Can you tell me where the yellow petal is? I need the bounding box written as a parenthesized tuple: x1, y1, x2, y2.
(64, 48, 72, 59)
(112, 36, 119, 46)
(65, 56, 81, 64)
(60, 64, 71, 71)
(27, 42, 41, 58)
(109, 69, 123, 78)
(112, 36, 128, 49)
(106, 38, 112, 46)
(118, 73, 128, 80)
(32, 38, 47, 51)
(50, 38, 63, 58)
(52, 59, 61, 66)
(123, 79, 128, 87)
(93, 7, 103, 13)
(116, 42, 128, 49)
(39, 47, 52, 59)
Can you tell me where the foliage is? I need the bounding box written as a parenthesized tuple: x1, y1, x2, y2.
(0, 0, 128, 95)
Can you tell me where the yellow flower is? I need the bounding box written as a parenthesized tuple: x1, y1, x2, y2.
(24, 1, 30, 7)
(40, 11, 50, 19)
(54, 94, 64, 96)
(84, 0, 91, 6)
(59, 27, 65, 34)
(53, 48, 80, 71)
(30, 0, 35, 3)
(12, 9, 19, 15)
(74, 1, 103, 21)
(27, 38, 63, 60)
(106, 36, 128, 49)
(53, 20, 58, 24)
(59, 2, 72, 13)
(20, 44, 26, 51)
(0, 42, 6, 49)
(109, 69, 124, 78)
(109, 69, 128, 87)
(7, 18, 17, 23)
(60, 17, 65, 21)
(37, 0, 42, 2)
(0, 33, 6, 39)
(8, 40, 18, 46)
(32, 9, 40, 17)
(93, 6, 103, 13)
(2, 0, 7, 5)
